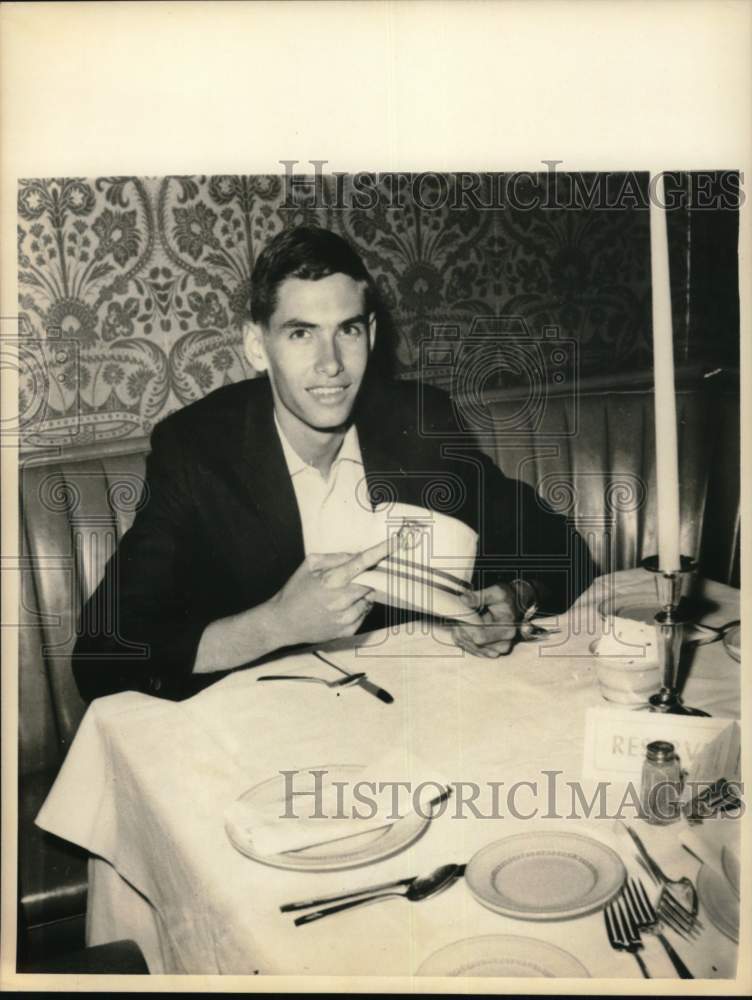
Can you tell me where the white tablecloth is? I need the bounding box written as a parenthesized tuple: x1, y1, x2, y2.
(36, 569, 742, 979)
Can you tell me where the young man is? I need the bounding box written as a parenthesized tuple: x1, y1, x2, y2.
(73, 227, 595, 701)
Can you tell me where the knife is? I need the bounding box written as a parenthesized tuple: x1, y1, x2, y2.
(280, 874, 416, 911)
(355, 675, 394, 704)
(312, 650, 394, 704)
(624, 824, 665, 885)
(658, 932, 694, 979)
(281, 863, 467, 912)
(282, 786, 452, 858)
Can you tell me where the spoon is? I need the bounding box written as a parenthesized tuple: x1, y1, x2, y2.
(256, 672, 366, 689)
(687, 619, 740, 646)
(520, 623, 562, 641)
(293, 862, 463, 925)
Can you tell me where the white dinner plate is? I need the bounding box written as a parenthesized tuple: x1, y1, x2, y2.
(416, 934, 590, 977)
(698, 862, 739, 942)
(465, 831, 625, 921)
(224, 764, 431, 872)
(721, 843, 740, 898)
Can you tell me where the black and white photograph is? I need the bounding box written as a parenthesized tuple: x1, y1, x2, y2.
(1, 0, 749, 992)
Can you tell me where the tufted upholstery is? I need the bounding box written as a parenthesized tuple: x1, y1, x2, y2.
(18, 445, 148, 966)
(17, 372, 739, 960)
(20, 449, 148, 774)
(466, 375, 740, 587)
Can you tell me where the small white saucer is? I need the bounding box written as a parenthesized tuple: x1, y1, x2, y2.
(417, 934, 590, 977)
(465, 830, 625, 921)
(698, 862, 739, 942)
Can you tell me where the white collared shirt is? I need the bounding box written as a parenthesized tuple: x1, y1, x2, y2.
(274, 414, 370, 555)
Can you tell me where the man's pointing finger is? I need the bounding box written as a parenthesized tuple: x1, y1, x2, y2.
(323, 535, 394, 588)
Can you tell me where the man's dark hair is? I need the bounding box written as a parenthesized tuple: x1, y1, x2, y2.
(250, 226, 376, 326)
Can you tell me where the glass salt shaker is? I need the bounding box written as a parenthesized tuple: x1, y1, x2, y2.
(640, 740, 682, 825)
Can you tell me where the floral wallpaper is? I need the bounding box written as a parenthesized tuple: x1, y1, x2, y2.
(17, 173, 702, 451)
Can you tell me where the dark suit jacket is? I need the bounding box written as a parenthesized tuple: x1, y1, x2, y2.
(72, 375, 596, 702)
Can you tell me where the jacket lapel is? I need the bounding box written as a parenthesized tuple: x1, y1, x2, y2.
(357, 380, 427, 510)
(209, 376, 426, 570)
(214, 379, 305, 571)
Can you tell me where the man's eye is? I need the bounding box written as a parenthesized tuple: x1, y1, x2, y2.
(289, 328, 310, 340)
(341, 324, 363, 337)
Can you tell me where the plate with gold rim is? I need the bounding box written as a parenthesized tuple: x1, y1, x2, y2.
(417, 935, 590, 977)
(465, 831, 625, 921)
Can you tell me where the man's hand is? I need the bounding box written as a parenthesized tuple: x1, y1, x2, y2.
(194, 536, 400, 674)
(271, 537, 393, 646)
(450, 583, 525, 658)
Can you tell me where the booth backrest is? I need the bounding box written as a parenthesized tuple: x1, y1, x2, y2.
(467, 379, 740, 586)
(20, 448, 149, 776)
(19, 378, 739, 784)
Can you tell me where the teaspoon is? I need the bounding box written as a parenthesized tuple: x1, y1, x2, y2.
(294, 862, 462, 925)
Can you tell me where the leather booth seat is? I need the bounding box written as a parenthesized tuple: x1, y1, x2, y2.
(19, 939, 148, 975)
(16, 372, 739, 965)
(18, 446, 148, 967)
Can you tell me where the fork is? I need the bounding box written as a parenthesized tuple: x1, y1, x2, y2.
(256, 672, 366, 688)
(657, 885, 703, 938)
(518, 603, 561, 640)
(624, 825, 698, 920)
(634, 867, 703, 938)
(604, 898, 651, 978)
(633, 855, 703, 930)
(624, 878, 694, 979)
(688, 619, 740, 646)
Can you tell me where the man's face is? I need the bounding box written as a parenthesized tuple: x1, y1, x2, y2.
(245, 273, 375, 437)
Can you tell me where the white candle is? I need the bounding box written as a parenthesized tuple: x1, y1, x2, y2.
(649, 171, 681, 573)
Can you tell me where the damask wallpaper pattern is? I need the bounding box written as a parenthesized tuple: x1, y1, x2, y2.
(17, 173, 688, 451)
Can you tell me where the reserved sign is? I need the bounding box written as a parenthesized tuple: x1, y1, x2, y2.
(582, 707, 740, 785)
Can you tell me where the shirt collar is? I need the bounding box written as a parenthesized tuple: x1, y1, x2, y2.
(274, 412, 363, 478)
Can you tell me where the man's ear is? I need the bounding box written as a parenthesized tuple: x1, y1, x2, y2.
(367, 312, 377, 351)
(243, 322, 268, 373)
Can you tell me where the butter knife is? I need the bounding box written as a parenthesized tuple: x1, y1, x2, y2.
(281, 863, 467, 912)
(624, 824, 665, 885)
(280, 874, 416, 911)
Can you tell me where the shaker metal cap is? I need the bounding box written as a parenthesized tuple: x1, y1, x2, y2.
(646, 740, 676, 762)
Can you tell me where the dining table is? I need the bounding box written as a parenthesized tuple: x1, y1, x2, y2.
(35, 567, 743, 981)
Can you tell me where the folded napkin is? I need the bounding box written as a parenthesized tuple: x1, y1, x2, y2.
(230, 748, 451, 857)
(354, 504, 479, 620)
(306, 499, 479, 620)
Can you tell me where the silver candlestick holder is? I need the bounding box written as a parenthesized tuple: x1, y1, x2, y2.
(643, 555, 710, 716)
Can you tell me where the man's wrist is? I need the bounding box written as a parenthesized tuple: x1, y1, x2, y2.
(193, 599, 286, 674)
(509, 579, 538, 620)
(251, 595, 291, 654)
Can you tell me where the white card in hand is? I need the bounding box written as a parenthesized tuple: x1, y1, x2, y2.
(354, 503, 479, 620)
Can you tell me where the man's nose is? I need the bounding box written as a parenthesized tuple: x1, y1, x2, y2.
(314, 338, 343, 376)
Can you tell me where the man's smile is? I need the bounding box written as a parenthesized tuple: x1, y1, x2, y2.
(307, 385, 350, 401)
